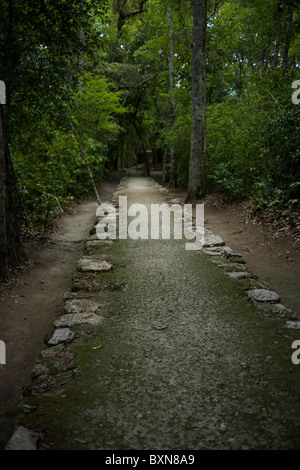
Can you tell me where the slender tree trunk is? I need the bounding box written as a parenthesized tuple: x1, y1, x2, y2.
(282, 8, 293, 68)
(202, 27, 207, 195)
(187, 0, 207, 201)
(4, 0, 13, 130)
(162, 148, 167, 184)
(0, 105, 26, 277)
(167, 5, 177, 188)
(0, 2, 26, 277)
(0, 106, 8, 277)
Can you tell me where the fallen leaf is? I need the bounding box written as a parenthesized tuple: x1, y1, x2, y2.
(92, 345, 103, 350)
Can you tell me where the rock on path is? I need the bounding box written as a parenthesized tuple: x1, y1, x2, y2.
(247, 289, 281, 303)
(13, 175, 300, 451)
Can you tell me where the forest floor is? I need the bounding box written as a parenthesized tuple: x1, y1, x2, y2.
(0, 170, 299, 450)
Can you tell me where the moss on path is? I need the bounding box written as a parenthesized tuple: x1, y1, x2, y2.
(17, 176, 300, 450)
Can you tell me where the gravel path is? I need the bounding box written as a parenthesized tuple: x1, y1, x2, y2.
(14, 175, 300, 450)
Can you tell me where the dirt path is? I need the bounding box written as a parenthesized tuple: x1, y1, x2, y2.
(11, 174, 300, 450)
(0, 175, 119, 446)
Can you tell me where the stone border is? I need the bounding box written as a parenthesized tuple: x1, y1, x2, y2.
(5, 187, 122, 450)
(151, 178, 299, 329)
(196, 226, 298, 327)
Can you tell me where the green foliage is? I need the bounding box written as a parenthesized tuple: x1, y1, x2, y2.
(203, 0, 300, 208)
(1, 0, 300, 231)
(206, 68, 300, 207)
(10, 73, 124, 226)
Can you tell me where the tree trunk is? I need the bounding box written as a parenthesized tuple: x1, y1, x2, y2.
(162, 148, 167, 184)
(4, 0, 13, 130)
(0, 105, 26, 278)
(167, 5, 177, 188)
(187, 0, 207, 201)
(282, 8, 293, 68)
(0, 106, 8, 277)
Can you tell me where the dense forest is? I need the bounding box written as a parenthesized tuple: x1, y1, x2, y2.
(0, 0, 300, 276)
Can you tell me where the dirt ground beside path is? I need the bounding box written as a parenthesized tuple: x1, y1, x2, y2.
(204, 204, 300, 318)
(0, 174, 120, 447)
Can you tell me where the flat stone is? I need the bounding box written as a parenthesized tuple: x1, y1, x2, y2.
(221, 246, 235, 256)
(71, 273, 109, 292)
(203, 233, 225, 247)
(64, 298, 107, 315)
(31, 363, 50, 380)
(225, 272, 251, 280)
(63, 291, 95, 301)
(41, 344, 64, 358)
(247, 289, 281, 303)
(284, 321, 300, 330)
(47, 328, 75, 347)
(17, 404, 37, 415)
(205, 245, 243, 258)
(225, 250, 242, 258)
(31, 377, 55, 396)
(272, 303, 293, 314)
(207, 245, 232, 254)
(269, 304, 296, 320)
(54, 312, 105, 328)
(216, 263, 250, 272)
(204, 246, 224, 254)
(200, 248, 223, 256)
(5, 426, 39, 450)
(77, 258, 113, 273)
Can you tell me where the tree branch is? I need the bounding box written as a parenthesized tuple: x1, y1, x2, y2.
(118, 0, 149, 31)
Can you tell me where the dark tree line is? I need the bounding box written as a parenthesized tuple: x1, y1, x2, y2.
(1, 0, 300, 276)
